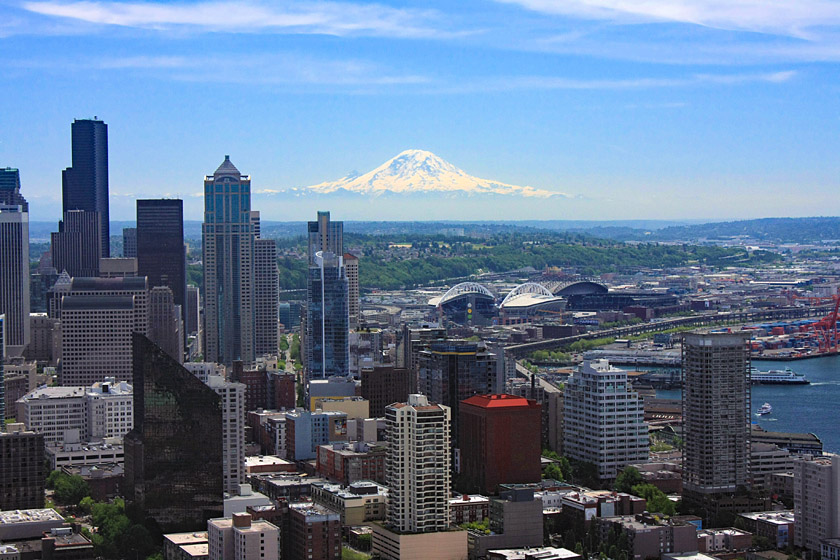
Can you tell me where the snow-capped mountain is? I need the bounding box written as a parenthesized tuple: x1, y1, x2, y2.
(304, 149, 562, 198)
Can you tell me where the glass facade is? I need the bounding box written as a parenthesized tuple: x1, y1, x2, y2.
(305, 252, 350, 379)
(125, 333, 223, 532)
(137, 199, 186, 312)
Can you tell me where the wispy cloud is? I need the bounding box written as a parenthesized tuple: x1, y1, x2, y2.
(494, 0, 840, 38)
(20, 0, 445, 38)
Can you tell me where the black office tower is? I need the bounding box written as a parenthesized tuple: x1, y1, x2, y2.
(136, 199, 186, 311)
(62, 118, 110, 258)
(124, 333, 223, 532)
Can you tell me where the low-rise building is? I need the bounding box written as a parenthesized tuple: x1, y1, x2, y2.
(739, 511, 795, 549)
(0, 509, 65, 541)
(288, 503, 341, 560)
(487, 548, 581, 560)
(0, 427, 45, 510)
(208, 513, 279, 560)
(371, 524, 468, 560)
(450, 494, 490, 525)
(163, 531, 209, 560)
(244, 455, 295, 475)
(596, 514, 698, 560)
(468, 486, 544, 560)
(311, 480, 388, 525)
(821, 538, 840, 560)
(62, 463, 123, 501)
(697, 528, 753, 553)
(316, 441, 386, 485)
(47, 440, 124, 470)
(751, 442, 794, 489)
(285, 410, 348, 461)
(313, 396, 370, 419)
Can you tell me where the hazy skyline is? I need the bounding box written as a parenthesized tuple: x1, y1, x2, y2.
(2, 0, 839, 222)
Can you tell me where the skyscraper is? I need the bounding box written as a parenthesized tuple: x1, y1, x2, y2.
(0, 167, 28, 211)
(122, 227, 136, 258)
(51, 210, 102, 277)
(385, 394, 451, 533)
(62, 118, 110, 258)
(124, 333, 223, 532)
(0, 187, 31, 353)
(251, 211, 279, 357)
(136, 199, 186, 311)
(307, 211, 343, 265)
(344, 253, 360, 329)
(563, 359, 649, 480)
(682, 331, 759, 521)
(148, 286, 183, 363)
(0, 315, 4, 425)
(202, 156, 254, 366)
(305, 251, 349, 379)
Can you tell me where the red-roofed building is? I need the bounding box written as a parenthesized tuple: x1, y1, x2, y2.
(459, 394, 542, 495)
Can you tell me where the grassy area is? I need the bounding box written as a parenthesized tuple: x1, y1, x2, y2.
(342, 547, 371, 560)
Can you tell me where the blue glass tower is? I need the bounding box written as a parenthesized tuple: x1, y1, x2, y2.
(202, 156, 254, 365)
(305, 251, 350, 379)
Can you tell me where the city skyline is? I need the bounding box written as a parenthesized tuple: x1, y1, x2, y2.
(2, 1, 840, 221)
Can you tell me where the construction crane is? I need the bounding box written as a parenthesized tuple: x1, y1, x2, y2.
(793, 293, 840, 353)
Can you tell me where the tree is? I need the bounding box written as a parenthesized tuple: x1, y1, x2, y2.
(629, 483, 676, 516)
(544, 463, 564, 481)
(79, 496, 94, 514)
(615, 467, 643, 493)
(50, 471, 90, 504)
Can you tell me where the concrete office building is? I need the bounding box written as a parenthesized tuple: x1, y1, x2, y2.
(682, 331, 755, 521)
(285, 409, 349, 461)
(418, 340, 496, 451)
(344, 253, 360, 329)
(51, 209, 103, 278)
(0, 425, 45, 510)
(148, 286, 183, 363)
(122, 227, 136, 258)
(360, 365, 411, 418)
(0, 195, 30, 354)
(206, 375, 246, 495)
(468, 486, 544, 560)
(793, 453, 840, 552)
(62, 118, 110, 258)
(202, 156, 254, 366)
(288, 503, 342, 560)
(459, 394, 542, 495)
(17, 378, 133, 444)
(125, 333, 223, 532)
(563, 359, 649, 480)
(208, 513, 279, 560)
(253, 212, 279, 357)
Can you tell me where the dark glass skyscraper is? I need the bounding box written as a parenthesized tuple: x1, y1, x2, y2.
(124, 333, 223, 532)
(0, 168, 28, 211)
(305, 251, 350, 379)
(50, 210, 102, 277)
(136, 199, 186, 311)
(62, 118, 110, 258)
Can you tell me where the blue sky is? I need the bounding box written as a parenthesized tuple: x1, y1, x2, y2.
(2, 0, 840, 222)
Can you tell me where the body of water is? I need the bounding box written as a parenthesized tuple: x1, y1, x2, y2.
(656, 355, 840, 453)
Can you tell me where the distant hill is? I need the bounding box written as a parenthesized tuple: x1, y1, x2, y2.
(631, 217, 840, 244)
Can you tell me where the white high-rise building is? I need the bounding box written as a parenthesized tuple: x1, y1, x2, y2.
(17, 378, 133, 444)
(385, 394, 451, 533)
(252, 211, 279, 357)
(208, 513, 279, 560)
(794, 453, 840, 552)
(344, 253, 359, 329)
(207, 375, 246, 495)
(563, 359, 649, 479)
(0, 202, 31, 354)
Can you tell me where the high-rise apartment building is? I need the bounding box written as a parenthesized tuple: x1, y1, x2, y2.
(399, 324, 446, 388)
(344, 253, 360, 329)
(417, 340, 496, 450)
(459, 394, 542, 494)
(62, 118, 110, 258)
(385, 394, 451, 533)
(148, 286, 183, 362)
(793, 454, 840, 552)
(0, 167, 28, 210)
(563, 359, 649, 480)
(202, 156, 254, 366)
(125, 333, 224, 532)
(305, 251, 349, 379)
(58, 277, 148, 385)
(307, 211, 343, 265)
(208, 513, 280, 560)
(206, 375, 246, 495)
(136, 199, 186, 313)
(682, 332, 751, 495)
(0, 426, 45, 510)
(51, 209, 103, 277)
(0, 196, 30, 353)
(252, 211, 279, 356)
(122, 227, 136, 258)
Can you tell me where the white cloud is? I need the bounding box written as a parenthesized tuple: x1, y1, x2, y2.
(494, 0, 840, 38)
(21, 0, 444, 38)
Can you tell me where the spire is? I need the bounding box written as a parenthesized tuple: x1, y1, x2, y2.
(213, 155, 241, 178)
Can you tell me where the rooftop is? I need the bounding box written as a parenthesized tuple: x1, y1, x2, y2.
(162, 532, 208, 546)
(462, 393, 537, 409)
(0, 509, 64, 525)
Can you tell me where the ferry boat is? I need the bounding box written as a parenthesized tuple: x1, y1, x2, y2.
(756, 402, 773, 415)
(750, 367, 810, 385)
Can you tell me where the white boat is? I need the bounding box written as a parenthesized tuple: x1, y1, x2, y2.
(756, 402, 773, 415)
(750, 366, 809, 385)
